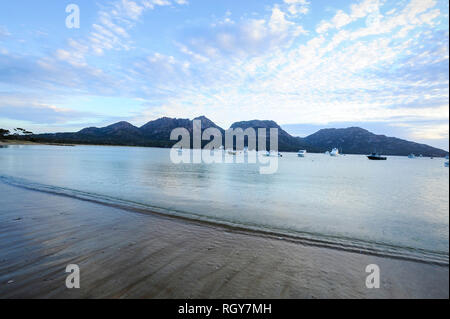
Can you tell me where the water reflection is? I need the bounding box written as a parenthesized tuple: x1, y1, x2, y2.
(0, 145, 448, 255)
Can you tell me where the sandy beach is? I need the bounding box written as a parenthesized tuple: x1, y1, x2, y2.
(0, 181, 448, 299)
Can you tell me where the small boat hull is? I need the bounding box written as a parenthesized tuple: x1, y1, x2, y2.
(367, 155, 387, 160)
(263, 152, 282, 157)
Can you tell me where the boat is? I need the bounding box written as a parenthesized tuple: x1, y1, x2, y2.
(408, 153, 416, 159)
(325, 151, 330, 155)
(330, 148, 339, 157)
(263, 151, 282, 157)
(297, 150, 307, 157)
(367, 153, 387, 161)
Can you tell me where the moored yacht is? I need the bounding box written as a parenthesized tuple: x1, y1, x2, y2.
(330, 148, 339, 157)
(367, 153, 387, 161)
(297, 150, 307, 157)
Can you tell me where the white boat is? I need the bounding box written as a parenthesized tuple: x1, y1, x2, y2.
(297, 150, 307, 157)
(408, 153, 416, 159)
(330, 148, 339, 157)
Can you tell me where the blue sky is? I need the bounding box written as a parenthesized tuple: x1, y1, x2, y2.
(0, 0, 448, 150)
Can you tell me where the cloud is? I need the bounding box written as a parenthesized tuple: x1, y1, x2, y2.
(394, 122, 449, 140)
(332, 10, 353, 29)
(54, 0, 185, 60)
(124, 0, 447, 131)
(0, 102, 94, 124)
(179, 5, 308, 59)
(0, 48, 125, 99)
(316, 0, 381, 33)
(0, 25, 10, 38)
(283, 0, 310, 16)
(0, 92, 131, 126)
(0, 0, 190, 98)
(0, 0, 447, 144)
(129, 52, 191, 88)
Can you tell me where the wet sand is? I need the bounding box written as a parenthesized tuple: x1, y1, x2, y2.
(0, 182, 448, 299)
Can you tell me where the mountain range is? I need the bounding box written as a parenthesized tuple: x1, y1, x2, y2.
(28, 116, 448, 157)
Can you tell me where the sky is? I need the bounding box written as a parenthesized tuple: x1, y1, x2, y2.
(0, 0, 448, 150)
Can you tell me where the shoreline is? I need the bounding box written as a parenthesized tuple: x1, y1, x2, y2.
(2, 140, 448, 157)
(1, 175, 448, 267)
(0, 181, 448, 298)
(0, 140, 75, 147)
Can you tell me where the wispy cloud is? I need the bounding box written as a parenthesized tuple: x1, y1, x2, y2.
(0, 25, 10, 38)
(0, 99, 94, 125)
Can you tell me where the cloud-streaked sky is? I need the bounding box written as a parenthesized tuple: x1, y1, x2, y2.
(0, 0, 448, 149)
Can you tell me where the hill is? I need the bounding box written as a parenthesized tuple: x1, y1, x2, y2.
(304, 127, 447, 157)
(24, 118, 449, 157)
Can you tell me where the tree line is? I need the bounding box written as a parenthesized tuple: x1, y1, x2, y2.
(0, 128, 33, 140)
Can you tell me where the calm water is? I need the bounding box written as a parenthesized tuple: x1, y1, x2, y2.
(0, 145, 448, 263)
